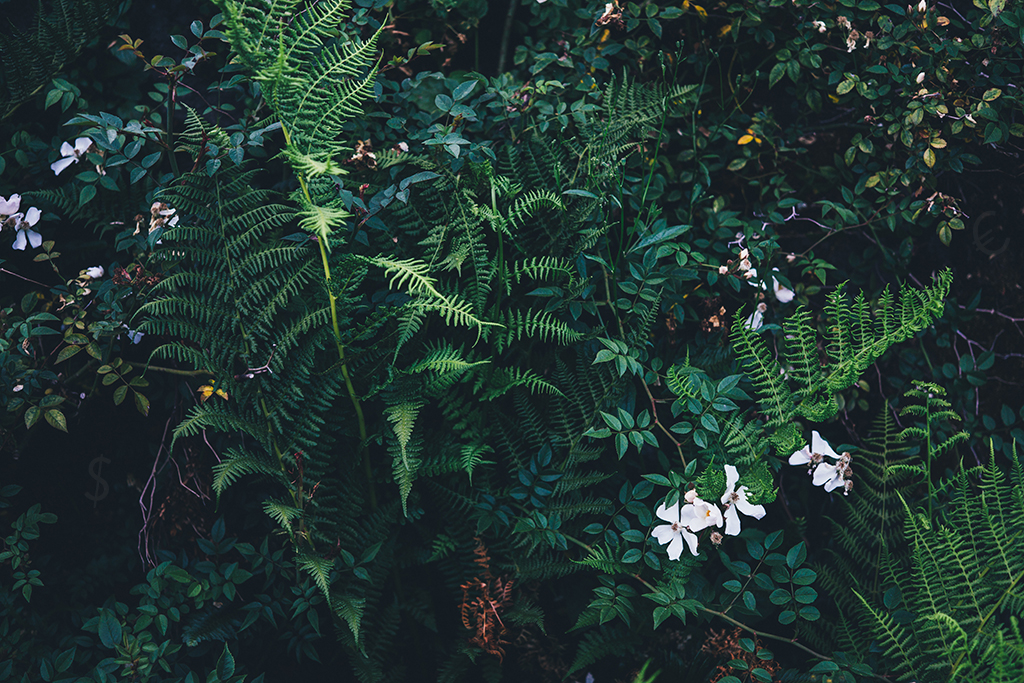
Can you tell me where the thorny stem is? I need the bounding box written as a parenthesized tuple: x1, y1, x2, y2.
(280, 122, 376, 511)
(640, 376, 686, 468)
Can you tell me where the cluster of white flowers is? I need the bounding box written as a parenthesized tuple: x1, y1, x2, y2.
(652, 465, 766, 560)
(0, 194, 43, 250)
(789, 431, 854, 495)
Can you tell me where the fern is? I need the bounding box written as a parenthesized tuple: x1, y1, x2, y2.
(848, 450, 1024, 682)
(731, 270, 951, 453)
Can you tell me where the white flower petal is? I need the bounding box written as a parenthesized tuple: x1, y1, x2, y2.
(813, 462, 839, 487)
(26, 229, 42, 249)
(126, 329, 144, 344)
(724, 506, 741, 536)
(85, 266, 104, 279)
(73, 137, 92, 155)
(60, 140, 76, 157)
(12, 230, 27, 250)
(51, 156, 78, 176)
(811, 431, 840, 460)
(772, 278, 795, 303)
(744, 309, 763, 330)
(682, 528, 700, 556)
(655, 502, 680, 524)
(789, 445, 812, 466)
(823, 475, 845, 493)
(0, 194, 20, 215)
(735, 489, 766, 519)
(652, 524, 677, 546)
(666, 533, 684, 561)
(24, 207, 40, 226)
(724, 465, 739, 496)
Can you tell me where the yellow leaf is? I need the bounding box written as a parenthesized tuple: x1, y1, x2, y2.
(694, 4, 707, 18)
(718, 23, 733, 37)
(738, 134, 754, 145)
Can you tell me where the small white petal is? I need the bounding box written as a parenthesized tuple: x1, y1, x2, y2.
(24, 207, 40, 226)
(772, 278, 795, 303)
(811, 431, 841, 460)
(0, 194, 20, 215)
(666, 533, 684, 561)
(813, 462, 839, 487)
(655, 502, 680, 524)
(723, 465, 739, 496)
(735, 489, 766, 519)
(60, 140, 76, 157)
(652, 524, 677, 546)
(51, 156, 78, 176)
(26, 229, 42, 249)
(724, 506, 741, 536)
(823, 475, 845, 493)
(744, 309, 763, 331)
(126, 329, 144, 344)
(74, 137, 92, 155)
(84, 266, 104, 278)
(789, 445, 812, 466)
(681, 528, 700, 556)
(12, 230, 27, 250)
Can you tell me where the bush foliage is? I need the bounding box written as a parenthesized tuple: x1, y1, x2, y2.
(2, 1, 1024, 681)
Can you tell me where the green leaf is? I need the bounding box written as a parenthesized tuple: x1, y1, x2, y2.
(98, 611, 121, 648)
(44, 410, 67, 432)
(768, 62, 786, 88)
(56, 344, 82, 363)
(113, 385, 128, 406)
(786, 542, 806, 569)
(216, 644, 235, 680)
(453, 80, 477, 101)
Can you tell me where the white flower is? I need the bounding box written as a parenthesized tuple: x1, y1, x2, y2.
(51, 137, 93, 176)
(744, 302, 768, 331)
(916, 71, 925, 84)
(11, 207, 42, 250)
(738, 248, 749, 260)
(917, 0, 927, 11)
(653, 502, 699, 560)
(771, 274, 795, 303)
(125, 328, 145, 345)
(720, 465, 767, 536)
(747, 268, 795, 303)
(0, 194, 20, 216)
(813, 20, 827, 32)
(684, 489, 698, 503)
(739, 258, 752, 271)
(680, 497, 724, 532)
(718, 265, 729, 275)
(791, 431, 852, 494)
(83, 266, 105, 279)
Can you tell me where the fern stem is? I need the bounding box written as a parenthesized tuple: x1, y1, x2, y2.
(281, 120, 377, 511)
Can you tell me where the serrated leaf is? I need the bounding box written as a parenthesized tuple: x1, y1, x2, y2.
(113, 385, 128, 405)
